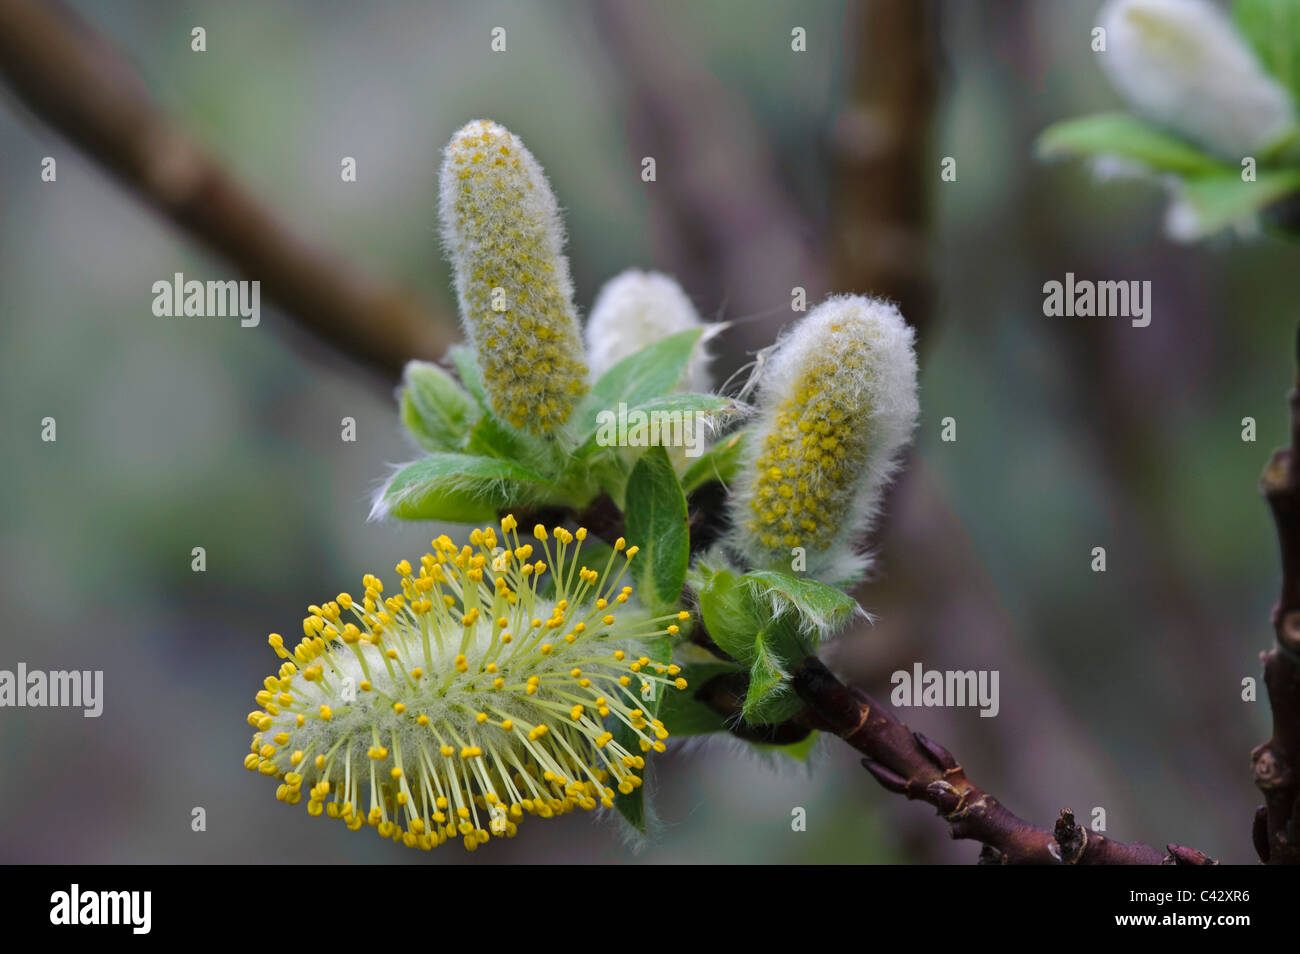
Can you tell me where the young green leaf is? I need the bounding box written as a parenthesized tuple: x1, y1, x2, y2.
(697, 568, 766, 663)
(1235, 0, 1300, 108)
(653, 660, 745, 736)
(573, 328, 705, 434)
(462, 411, 564, 478)
(623, 446, 689, 613)
(608, 716, 648, 833)
(1036, 112, 1229, 176)
(572, 392, 742, 461)
(585, 452, 632, 510)
(374, 453, 554, 522)
(400, 360, 478, 453)
(448, 345, 490, 411)
(742, 569, 861, 640)
(681, 428, 748, 495)
(1172, 167, 1300, 237)
(742, 630, 802, 724)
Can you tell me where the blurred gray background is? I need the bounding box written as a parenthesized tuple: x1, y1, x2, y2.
(0, 0, 1289, 863)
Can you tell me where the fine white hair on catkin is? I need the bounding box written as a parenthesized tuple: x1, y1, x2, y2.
(726, 295, 919, 587)
(1096, 0, 1295, 160)
(586, 269, 712, 393)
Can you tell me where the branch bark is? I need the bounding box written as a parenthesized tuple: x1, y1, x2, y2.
(0, 0, 450, 380)
(1253, 325, 1300, 864)
(787, 655, 1212, 865)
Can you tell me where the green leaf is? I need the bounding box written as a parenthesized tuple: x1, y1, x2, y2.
(742, 630, 802, 724)
(623, 446, 689, 613)
(586, 452, 632, 510)
(1173, 168, 1300, 237)
(574, 329, 704, 434)
(400, 361, 478, 453)
(681, 428, 748, 495)
(462, 412, 561, 477)
(697, 568, 765, 664)
(1036, 112, 1229, 176)
(608, 715, 647, 832)
(376, 453, 554, 522)
(742, 569, 860, 640)
(1235, 0, 1300, 107)
(448, 345, 489, 411)
(572, 392, 743, 460)
(654, 660, 745, 736)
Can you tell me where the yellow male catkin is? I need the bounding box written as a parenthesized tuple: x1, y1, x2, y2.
(439, 120, 589, 433)
(243, 517, 688, 852)
(728, 295, 918, 585)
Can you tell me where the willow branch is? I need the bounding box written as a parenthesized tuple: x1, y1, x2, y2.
(1253, 325, 1300, 864)
(0, 0, 450, 379)
(784, 656, 1212, 865)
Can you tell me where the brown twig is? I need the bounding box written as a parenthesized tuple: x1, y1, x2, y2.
(682, 619, 1210, 863)
(787, 655, 1212, 864)
(1253, 324, 1300, 864)
(0, 0, 451, 380)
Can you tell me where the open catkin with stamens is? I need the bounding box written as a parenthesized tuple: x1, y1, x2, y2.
(243, 516, 688, 852)
(727, 295, 918, 586)
(439, 119, 589, 433)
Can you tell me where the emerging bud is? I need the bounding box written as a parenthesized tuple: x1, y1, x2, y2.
(439, 119, 589, 433)
(729, 295, 918, 585)
(242, 518, 686, 852)
(1097, 0, 1295, 159)
(586, 269, 712, 392)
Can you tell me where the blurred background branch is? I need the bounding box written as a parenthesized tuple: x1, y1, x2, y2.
(829, 0, 938, 343)
(0, 0, 451, 381)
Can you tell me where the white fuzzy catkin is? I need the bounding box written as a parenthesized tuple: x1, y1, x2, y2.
(586, 269, 712, 392)
(1097, 0, 1295, 159)
(438, 119, 589, 433)
(727, 296, 918, 586)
